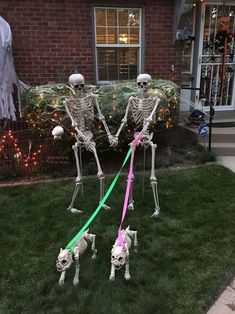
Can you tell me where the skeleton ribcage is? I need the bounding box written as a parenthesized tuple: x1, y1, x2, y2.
(131, 97, 156, 127)
(66, 95, 95, 130)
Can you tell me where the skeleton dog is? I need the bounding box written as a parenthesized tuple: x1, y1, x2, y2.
(56, 229, 97, 285)
(109, 226, 138, 281)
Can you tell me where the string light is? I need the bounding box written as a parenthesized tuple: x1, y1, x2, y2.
(0, 130, 45, 168)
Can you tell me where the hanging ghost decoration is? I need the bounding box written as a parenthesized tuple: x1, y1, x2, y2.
(0, 16, 26, 120)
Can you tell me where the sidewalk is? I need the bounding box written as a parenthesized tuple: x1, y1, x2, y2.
(206, 157, 235, 314)
(207, 278, 235, 314)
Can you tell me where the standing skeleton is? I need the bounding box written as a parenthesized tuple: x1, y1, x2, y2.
(58, 73, 112, 213)
(110, 74, 161, 217)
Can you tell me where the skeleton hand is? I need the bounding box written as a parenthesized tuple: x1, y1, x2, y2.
(109, 135, 118, 147)
(146, 116, 153, 124)
(84, 139, 95, 151)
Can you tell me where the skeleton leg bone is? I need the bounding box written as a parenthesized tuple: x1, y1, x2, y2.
(109, 264, 116, 281)
(73, 248, 80, 285)
(92, 146, 110, 210)
(84, 233, 97, 259)
(128, 230, 138, 252)
(67, 143, 83, 214)
(149, 142, 160, 217)
(124, 245, 131, 280)
(59, 271, 66, 285)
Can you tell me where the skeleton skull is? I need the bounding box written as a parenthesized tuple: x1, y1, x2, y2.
(137, 73, 152, 93)
(69, 73, 85, 91)
(218, 16, 230, 32)
(56, 248, 73, 272)
(52, 126, 64, 139)
(111, 245, 126, 270)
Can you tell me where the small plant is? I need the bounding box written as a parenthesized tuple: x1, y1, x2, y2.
(196, 149, 216, 163)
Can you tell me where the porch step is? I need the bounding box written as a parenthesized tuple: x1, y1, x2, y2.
(208, 127, 235, 143)
(181, 124, 235, 156)
(210, 142, 235, 156)
(200, 128, 235, 156)
(179, 112, 235, 156)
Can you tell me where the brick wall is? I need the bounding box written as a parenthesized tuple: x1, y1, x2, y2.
(0, 0, 182, 85)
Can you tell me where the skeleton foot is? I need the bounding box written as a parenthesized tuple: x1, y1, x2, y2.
(102, 203, 110, 210)
(109, 275, 115, 281)
(91, 249, 97, 259)
(151, 208, 160, 218)
(128, 202, 134, 210)
(73, 278, 79, 285)
(59, 279, 64, 286)
(124, 273, 131, 280)
(67, 207, 83, 214)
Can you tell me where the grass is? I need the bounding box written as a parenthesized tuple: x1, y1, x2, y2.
(0, 164, 235, 314)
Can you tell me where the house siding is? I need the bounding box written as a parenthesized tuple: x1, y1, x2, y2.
(0, 0, 182, 85)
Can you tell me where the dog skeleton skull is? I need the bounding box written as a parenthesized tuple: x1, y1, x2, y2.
(56, 248, 73, 273)
(111, 245, 127, 270)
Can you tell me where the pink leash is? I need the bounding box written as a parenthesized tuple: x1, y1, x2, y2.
(117, 133, 142, 246)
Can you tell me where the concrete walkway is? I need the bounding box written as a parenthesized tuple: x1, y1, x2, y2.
(207, 279, 235, 314)
(206, 157, 235, 314)
(218, 156, 235, 172)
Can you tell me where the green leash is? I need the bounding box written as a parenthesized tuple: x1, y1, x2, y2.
(66, 145, 132, 251)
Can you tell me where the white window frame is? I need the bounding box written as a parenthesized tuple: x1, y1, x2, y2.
(94, 6, 142, 83)
(181, 6, 196, 74)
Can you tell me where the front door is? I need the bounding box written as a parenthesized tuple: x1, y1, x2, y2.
(198, 2, 235, 111)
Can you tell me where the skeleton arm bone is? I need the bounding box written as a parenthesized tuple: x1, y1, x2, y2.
(113, 97, 132, 144)
(92, 94, 112, 138)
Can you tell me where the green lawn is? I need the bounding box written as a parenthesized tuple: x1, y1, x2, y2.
(0, 164, 235, 314)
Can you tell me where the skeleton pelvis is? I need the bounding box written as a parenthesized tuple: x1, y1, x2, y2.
(134, 131, 153, 146)
(83, 131, 93, 140)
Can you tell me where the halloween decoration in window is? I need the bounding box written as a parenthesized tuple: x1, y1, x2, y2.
(201, 5, 235, 107)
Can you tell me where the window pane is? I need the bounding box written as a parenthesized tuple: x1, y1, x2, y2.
(128, 48, 137, 64)
(98, 65, 107, 81)
(129, 9, 140, 26)
(129, 65, 138, 79)
(96, 27, 107, 44)
(97, 48, 138, 81)
(119, 28, 129, 44)
(98, 49, 107, 64)
(107, 9, 117, 26)
(96, 8, 106, 26)
(106, 49, 116, 64)
(130, 28, 139, 44)
(118, 9, 129, 26)
(107, 27, 118, 44)
(108, 65, 118, 80)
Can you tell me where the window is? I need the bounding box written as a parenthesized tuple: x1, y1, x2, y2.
(94, 7, 142, 82)
(181, 7, 195, 74)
